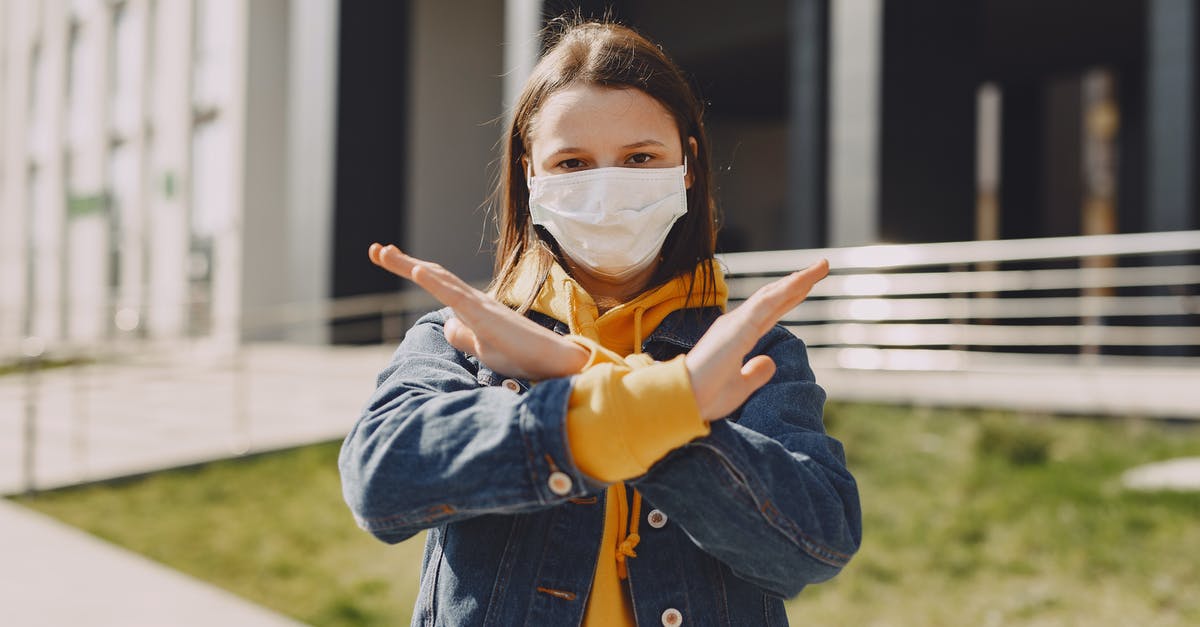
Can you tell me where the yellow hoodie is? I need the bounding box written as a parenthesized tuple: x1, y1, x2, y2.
(499, 256, 728, 626)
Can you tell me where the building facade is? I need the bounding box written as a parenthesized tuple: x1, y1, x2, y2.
(0, 0, 337, 351)
(2, 0, 1198, 352)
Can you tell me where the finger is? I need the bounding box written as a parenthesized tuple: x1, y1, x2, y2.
(409, 255, 480, 294)
(766, 258, 830, 319)
(740, 355, 776, 392)
(374, 245, 480, 314)
(374, 244, 417, 279)
(738, 259, 830, 332)
(411, 263, 477, 310)
(368, 242, 384, 265)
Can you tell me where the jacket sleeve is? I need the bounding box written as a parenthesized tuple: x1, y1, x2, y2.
(338, 308, 597, 544)
(630, 326, 862, 598)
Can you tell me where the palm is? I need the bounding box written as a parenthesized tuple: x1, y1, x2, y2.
(686, 259, 829, 422)
(369, 244, 587, 381)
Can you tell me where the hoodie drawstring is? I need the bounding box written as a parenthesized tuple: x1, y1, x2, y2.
(563, 278, 581, 334)
(560, 284, 650, 580)
(616, 306, 648, 580)
(632, 306, 646, 355)
(614, 482, 642, 580)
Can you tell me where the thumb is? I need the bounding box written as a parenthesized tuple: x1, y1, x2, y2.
(739, 355, 776, 395)
(444, 316, 480, 355)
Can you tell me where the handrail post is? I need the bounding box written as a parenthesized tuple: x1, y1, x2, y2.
(20, 337, 45, 496)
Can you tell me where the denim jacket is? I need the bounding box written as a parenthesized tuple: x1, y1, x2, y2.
(339, 305, 861, 626)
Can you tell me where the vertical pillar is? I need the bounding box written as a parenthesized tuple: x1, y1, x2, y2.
(0, 0, 27, 344)
(240, 0, 291, 342)
(785, 0, 827, 249)
(504, 0, 542, 114)
(1146, 0, 1196, 232)
(827, 0, 880, 246)
(146, 0, 192, 341)
(283, 0, 340, 344)
(975, 83, 1002, 242)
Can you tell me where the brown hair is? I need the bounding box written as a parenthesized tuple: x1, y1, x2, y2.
(487, 17, 719, 311)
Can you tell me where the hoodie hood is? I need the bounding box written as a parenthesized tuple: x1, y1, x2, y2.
(496, 255, 728, 356)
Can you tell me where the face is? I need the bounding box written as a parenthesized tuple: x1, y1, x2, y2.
(524, 83, 695, 186)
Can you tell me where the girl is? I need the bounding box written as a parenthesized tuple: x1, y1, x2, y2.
(339, 19, 860, 627)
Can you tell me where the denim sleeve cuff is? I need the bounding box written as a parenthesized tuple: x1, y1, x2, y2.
(518, 376, 602, 500)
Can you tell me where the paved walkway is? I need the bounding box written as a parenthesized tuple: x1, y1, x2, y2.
(0, 342, 395, 494)
(0, 342, 397, 626)
(0, 498, 307, 627)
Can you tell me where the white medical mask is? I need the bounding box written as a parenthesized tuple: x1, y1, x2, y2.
(527, 160, 688, 282)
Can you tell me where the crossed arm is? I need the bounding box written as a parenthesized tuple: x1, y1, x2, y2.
(367, 242, 829, 422)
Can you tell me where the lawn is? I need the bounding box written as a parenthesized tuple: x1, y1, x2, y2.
(12, 403, 1200, 626)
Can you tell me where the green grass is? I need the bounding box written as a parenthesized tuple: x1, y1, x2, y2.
(13, 443, 424, 626)
(12, 403, 1200, 626)
(0, 356, 91, 377)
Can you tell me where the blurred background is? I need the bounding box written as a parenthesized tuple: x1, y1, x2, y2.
(2, 0, 1197, 350)
(1, 0, 1199, 626)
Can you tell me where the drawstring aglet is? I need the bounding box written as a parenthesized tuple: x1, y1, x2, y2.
(615, 532, 641, 580)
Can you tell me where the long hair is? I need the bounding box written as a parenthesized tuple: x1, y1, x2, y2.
(488, 17, 719, 311)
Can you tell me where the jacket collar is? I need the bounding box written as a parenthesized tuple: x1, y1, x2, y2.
(526, 305, 721, 352)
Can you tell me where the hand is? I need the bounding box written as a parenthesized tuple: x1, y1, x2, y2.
(685, 259, 829, 422)
(368, 243, 589, 381)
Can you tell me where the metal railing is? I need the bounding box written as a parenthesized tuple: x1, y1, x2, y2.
(2, 230, 1198, 495)
(720, 230, 1200, 417)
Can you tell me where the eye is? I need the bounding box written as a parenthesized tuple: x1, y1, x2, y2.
(626, 153, 654, 165)
(556, 158, 587, 170)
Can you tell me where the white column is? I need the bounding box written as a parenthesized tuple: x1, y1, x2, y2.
(0, 0, 28, 345)
(239, 0, 290, 343)
(828, 0, 881, 246)
(36, 0, 72, 343)
(202, 0, 248, 350)
(284, 0, 340, 344)
(503, 0, 542, 113)
(145, 0, 192, 341)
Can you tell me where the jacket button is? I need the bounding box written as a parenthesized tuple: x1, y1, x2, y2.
(547, 471, 573, 496)
(501, 378, 521, 392)
(661, 607, 683, 626)
(647, 509, 668, 529)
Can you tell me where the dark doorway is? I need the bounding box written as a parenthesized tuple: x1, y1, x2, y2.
(331, 0, 410, 344)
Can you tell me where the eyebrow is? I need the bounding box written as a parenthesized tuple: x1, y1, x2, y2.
(545, 139, 668, 157)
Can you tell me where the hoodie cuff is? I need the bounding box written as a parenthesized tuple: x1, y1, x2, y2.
(566, 354, 710, 483)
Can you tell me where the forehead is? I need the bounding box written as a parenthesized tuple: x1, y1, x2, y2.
(529, 84, 679, 151)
